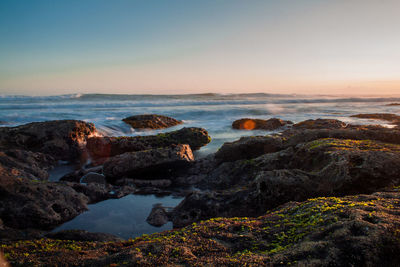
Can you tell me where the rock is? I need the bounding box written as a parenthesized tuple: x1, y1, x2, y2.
(6, 192, 400, 266)
(282, 124, 400, 147)
(67, 182, 136, 204)
(103, 144, 194, 182)
(0, 120, 97, 161)
(122, 114, 182, 129)
(0, 172, 88, 230)
(350, 113, 400, 125)
(80, 172, 106, 184)
(0, 149, 55, 180)
(132, 179, 172, 188)
(146, 204, 169, 227)
(292, 118, 347, 129)
(172, 138, 400, 227)
(214, 136, 283, 163)
(60, 165, 103, 183)
(198, 147, 294, 190)
(46, 230, 122, 242)
(232, 118, 292, 130)
(386, 103, 400, 106)
(87, 127, 210, 158)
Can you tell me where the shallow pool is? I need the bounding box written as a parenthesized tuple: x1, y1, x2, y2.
(53, 194, 183, 239)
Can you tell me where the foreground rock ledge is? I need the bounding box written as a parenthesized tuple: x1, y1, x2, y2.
(122, 114, 182, 129)
(2, 191, 400, 266)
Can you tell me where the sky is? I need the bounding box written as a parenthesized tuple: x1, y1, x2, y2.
(0, 0, 400, 96)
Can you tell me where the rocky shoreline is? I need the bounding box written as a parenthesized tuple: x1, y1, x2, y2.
(1, 114, 400, 266)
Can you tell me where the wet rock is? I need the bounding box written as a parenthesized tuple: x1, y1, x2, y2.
(60, 165, 103, 183)
(0, 172, 88, 230)
(132, 179, 172, 188)
(146, 204, 170, 227)
(214, 135, 283, 163)
(292, 118, 347, 129)
(103, 144, 194, 182)
(5, 192, 400, 266)
(80, 172, 106, 184)
(0, 120, 97, 161)
(350, 113, 400, 125)
(68, 182, 136, 204)
(46, 230, 122, 242)
(0, 149, 55, 180)
(87, 127, 210, 158)
(172, 138, 400, 226)
(232, 118, 292, 130)
(282, 124, 400, 147)
(122, 114, 182, 129)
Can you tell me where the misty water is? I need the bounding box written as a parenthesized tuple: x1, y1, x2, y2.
(2, 93, 399, 238)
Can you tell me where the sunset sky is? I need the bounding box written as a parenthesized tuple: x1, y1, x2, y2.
(1, 0, 399, 96)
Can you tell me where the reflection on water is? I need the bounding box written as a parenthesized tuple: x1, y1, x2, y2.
(53, 194, 183, 239)
(48, 161, 78, 181)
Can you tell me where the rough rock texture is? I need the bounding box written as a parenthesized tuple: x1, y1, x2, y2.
(214, 135, 283, 163)
(232, 118, 292, 130)
(292, 118, 347, 129)
(351, 113, 400, 125)
(122, 114, 182, 129)
(60, 165, 103, 183)
(172, 137, 400, 227)
(132, 179, 172, 188)
(146, 204, 170, 227)
(3, 192, 400, 266)
(68, 182, 136, 204)
(0, 172, 88, 230)
(80, 172, 106, 184)
(0, 120, 97, 161)
(87, 127, 210, 158)
(0, 149, 55, 180)
(45, 230, 122, 242)
(103, 144, 194, 182)
(282, 124, 400, 147)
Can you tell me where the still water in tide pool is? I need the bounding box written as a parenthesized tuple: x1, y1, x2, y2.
(53, 194, 183, 240)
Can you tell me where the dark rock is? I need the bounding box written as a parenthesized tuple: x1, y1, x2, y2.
(132, 179, 172, 188)
(67, 182, 136, 204)
(46, 230, 122, 242)
(232, 118, 292, 130)
(386, 103, 400, 106)
(0, 172, 88, 230)
(103, 144, 194, 182)
(0, 149, 55, 180)
(80, 172, 106, 184)
(198, 147, 294, 190)
(172, 138, 400, 227)
(87, 127, 210, 158)
(0, 120, 97, 161)
(60, 165, 103, 183)
(5, 192, 400, 266)
(214, 135, 283, 163)
(282, 124, 400, 147)
(292, 118, 347, 129)
(146, 204, 169, 227)
(350, 113, 400, 125)
(122, 114, 182, 129)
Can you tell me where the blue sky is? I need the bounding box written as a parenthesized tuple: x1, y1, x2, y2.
(1, 0, 399, 95)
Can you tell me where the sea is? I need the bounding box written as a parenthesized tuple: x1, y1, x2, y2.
(1, 93, 400, 156)
(2, 93, 399, 239)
